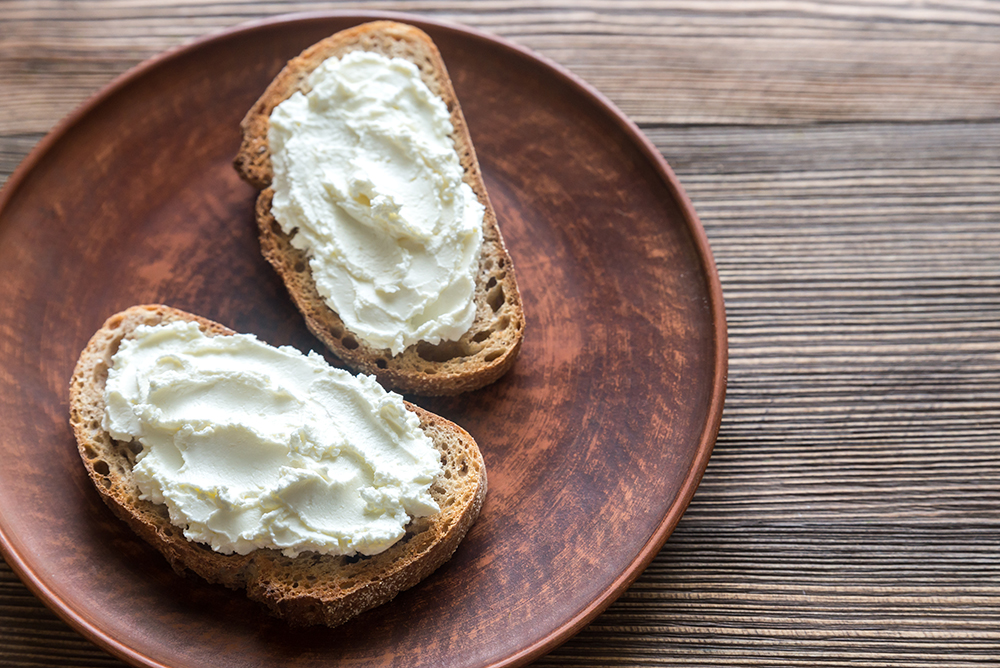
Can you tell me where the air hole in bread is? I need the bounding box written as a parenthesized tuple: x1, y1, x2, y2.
(342, 336, 359, 350)
(94, 460, 110, 476)
(483, 350, 502, 363)
(330, 325, 344, 339)
(83, 445, 96, 459)
(486, 285, 505, 312)
(293, 259, 306, 273)
(493, 315, 510, 332)
(485, 276, 497, 290)
(471, 330, 490, 343)
(483, 258, 494, 271)
(99, 478, 111, 489)
(460, 459, 469, 475)
(375, 358, 387, 369)
(417, 340, 467, 363)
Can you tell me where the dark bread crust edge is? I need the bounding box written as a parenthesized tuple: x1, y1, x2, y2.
(233, 21, 525, 396)
(68, 304, 488, 627)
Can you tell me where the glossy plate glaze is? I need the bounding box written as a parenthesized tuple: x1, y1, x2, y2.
(0, 12, 726, 668)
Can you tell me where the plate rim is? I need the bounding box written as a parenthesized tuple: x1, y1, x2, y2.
(0, 10, 728, 668)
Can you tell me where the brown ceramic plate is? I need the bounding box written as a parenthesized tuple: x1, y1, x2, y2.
(0, 11, 725, 668)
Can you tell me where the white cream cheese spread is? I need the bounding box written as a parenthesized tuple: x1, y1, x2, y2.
(102, 321, 443, 558)
(268, 50, 485, 356)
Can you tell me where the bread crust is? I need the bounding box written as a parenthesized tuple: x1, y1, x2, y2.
(68, 304, 487, 627)
(234, 21, 524, 396)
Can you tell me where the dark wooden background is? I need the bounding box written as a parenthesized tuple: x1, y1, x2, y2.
(2, 1, 999, 666)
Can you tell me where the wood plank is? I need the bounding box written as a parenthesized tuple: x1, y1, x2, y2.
(539, 526, 1000, 666)
(2, 0, 999, 133)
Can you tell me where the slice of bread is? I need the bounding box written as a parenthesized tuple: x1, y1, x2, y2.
(68, 304, 487, 627)
(234, 20, 524, 396)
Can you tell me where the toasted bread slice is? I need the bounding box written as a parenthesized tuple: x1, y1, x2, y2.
(68, 304, 487, 627)
(234, 20, 524, 396)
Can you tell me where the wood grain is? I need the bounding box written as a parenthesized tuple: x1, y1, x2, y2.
(3, 1, 1000, 666)
(3, 0, 1000, 134)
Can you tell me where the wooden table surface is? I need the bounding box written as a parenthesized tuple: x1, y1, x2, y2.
(2, 1, 999, 666)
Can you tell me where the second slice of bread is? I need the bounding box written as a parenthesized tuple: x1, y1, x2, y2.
(68, 304, 487, 627)
(234, 21, 525, 396)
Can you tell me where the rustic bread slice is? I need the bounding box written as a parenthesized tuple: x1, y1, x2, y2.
(68, 304, 487, 627)
(233, 20, 524, 396)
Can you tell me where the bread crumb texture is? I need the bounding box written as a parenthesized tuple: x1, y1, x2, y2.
(235, 21, 525, 396)
(69, 304, 487, 627)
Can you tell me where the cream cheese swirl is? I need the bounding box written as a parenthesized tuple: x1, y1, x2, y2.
(268, 51, 484, 355)
(103, 321, 443, 558)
